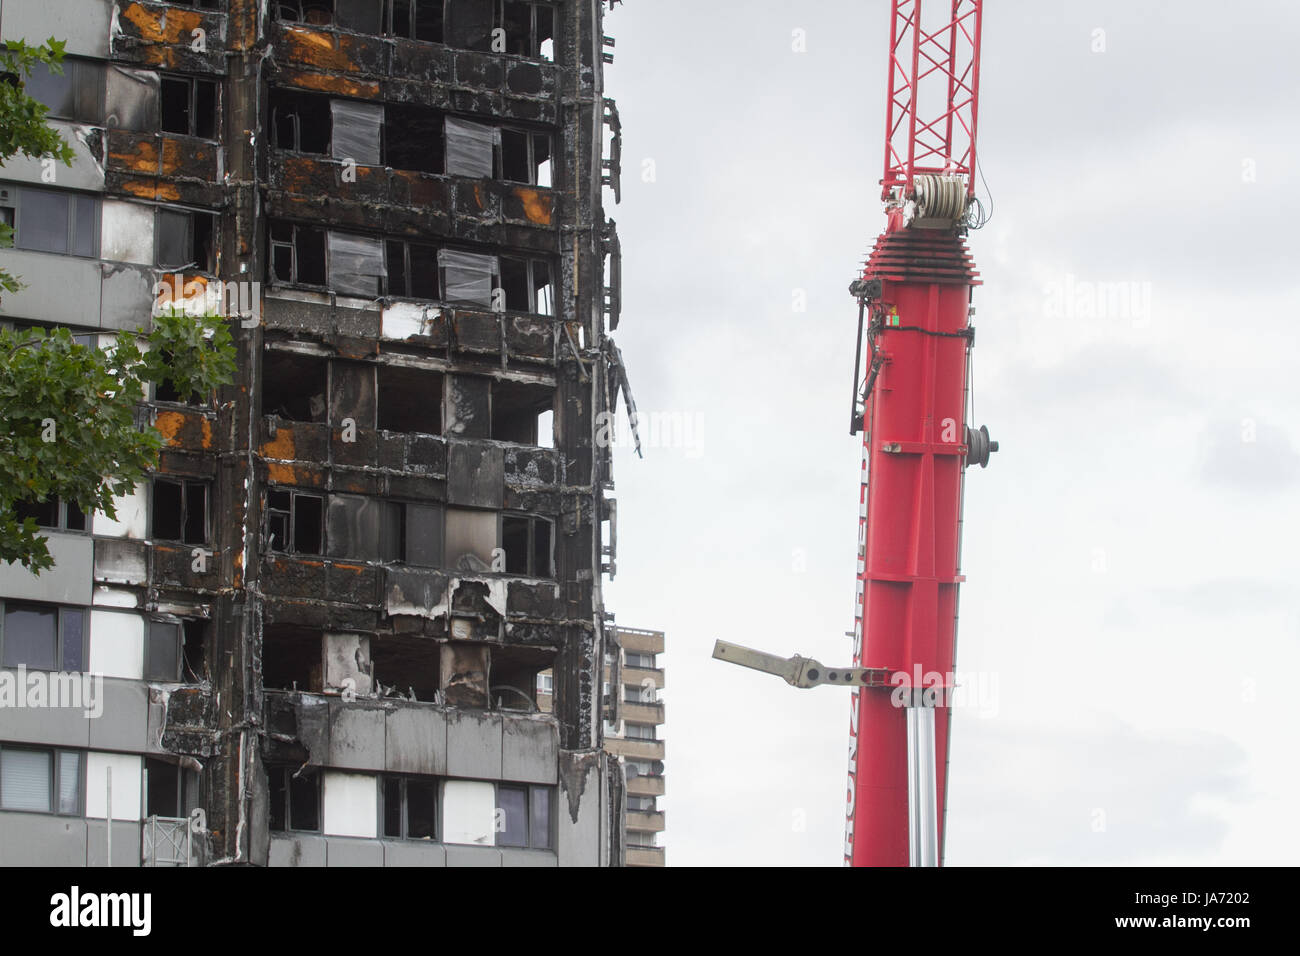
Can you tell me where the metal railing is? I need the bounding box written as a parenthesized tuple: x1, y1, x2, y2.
(143, 815, 194, 867)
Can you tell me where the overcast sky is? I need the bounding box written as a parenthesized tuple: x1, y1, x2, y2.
(599, 0, 1300, 866)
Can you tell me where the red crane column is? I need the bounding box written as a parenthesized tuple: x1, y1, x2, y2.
(846, 0, 984, 868)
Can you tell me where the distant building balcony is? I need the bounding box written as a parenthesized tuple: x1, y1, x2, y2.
(615, 627, 664, 655)
(626, 810, 665, 833)
(626, 844, 665, 867)
(623, 665, 664, 689)
(606, 737, 664, 762)
(626, 774, 665, 797)
(620, 700, 664, 725)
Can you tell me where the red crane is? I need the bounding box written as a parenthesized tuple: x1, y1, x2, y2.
(714, 0, 994, 867)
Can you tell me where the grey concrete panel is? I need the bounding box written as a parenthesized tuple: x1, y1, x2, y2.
(501, 848, 558, 867)
(0, 812, 88, 866)
(0, 121, 104, 191)
(448, 442, 504, 508)
(269, 834, 327, 867)
(264, 292, 332, 334)
(94, 538, 149, 586)
(0, 250, 101, 327)
(385, 704, 447, 776)
(104, 66, 159, 134)
(445, 709, 502, 779)
(326, 837, 384, 867)
(556, 751, 602, 867)
(99, 263, 157, 332)
(445, 845, 502, 867)
(327, 700, 385, 771)
(297, 694, 331, 766)
(87, 678, 150, 752)
(1, 0, 111, 58)
(382, 840, 447, 867)
(0, 674, 91, 747)
(0, 533, 93, 604)
(502, 715, 558, 784)
(85, 820, 142, 867)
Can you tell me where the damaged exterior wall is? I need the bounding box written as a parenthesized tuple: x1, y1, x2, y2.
(0, 0, 628, 867)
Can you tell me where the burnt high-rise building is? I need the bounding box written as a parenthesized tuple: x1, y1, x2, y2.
(0, 0, 629, 867)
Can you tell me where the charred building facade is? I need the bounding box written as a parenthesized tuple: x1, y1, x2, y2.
(0, 0, 629, 867)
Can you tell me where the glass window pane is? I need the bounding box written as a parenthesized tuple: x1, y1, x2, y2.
(533, 260, 553, 316)
(61, 609, 85, 672)
(288, 773, 319, 831)
(57, 751, 81, 814)
(65, 499, 87, 532)
(406, 780, 437, 839)
(25, 66, 76, 117)
(74, 61, 104, 124)
(383, 778, 402, 837)
(146, 757, 180, 817)
(1, 748, 52, 811)
(379, 502, 404, 563)
(336, 0, 382, 34)
(147, 621, 179, 681)
(269, 770, 286, 831)
(530, 786, 552, 849)
(496, 786, 527, 847)
(73, 195, 98, 257)
(156, 210, 191, 269)
(14, 497, 58, 528)
(405, 504, 442, 568)
(3, 604, 58, 670)
(18, 189, 70, 254)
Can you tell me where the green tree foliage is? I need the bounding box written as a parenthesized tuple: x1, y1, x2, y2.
(0, 316, 237, 572)
(0, 39, 239, 572)
(1, 38, 77, 298)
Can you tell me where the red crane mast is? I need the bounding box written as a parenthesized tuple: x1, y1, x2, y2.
(713, 0, 994, 867)
(847, 0, 991, 867)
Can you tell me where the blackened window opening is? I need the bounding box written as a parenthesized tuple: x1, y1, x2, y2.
(385, 240, 441, 299)
(383, 103, 445, 174)
(371, 634, 440, 701)
(262, 626, 324, 692)
(182, 619, 207, 681)
(152, 478, 209, 545)
(376, 365, 442, 434)
(501, 514, 551, 577)
(269, 222, 327, 287)
(270, 90, 331, 153)
(160, 75, 217, 139)
(267, 488, 324, 554)
(263, 350, 328, 422)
